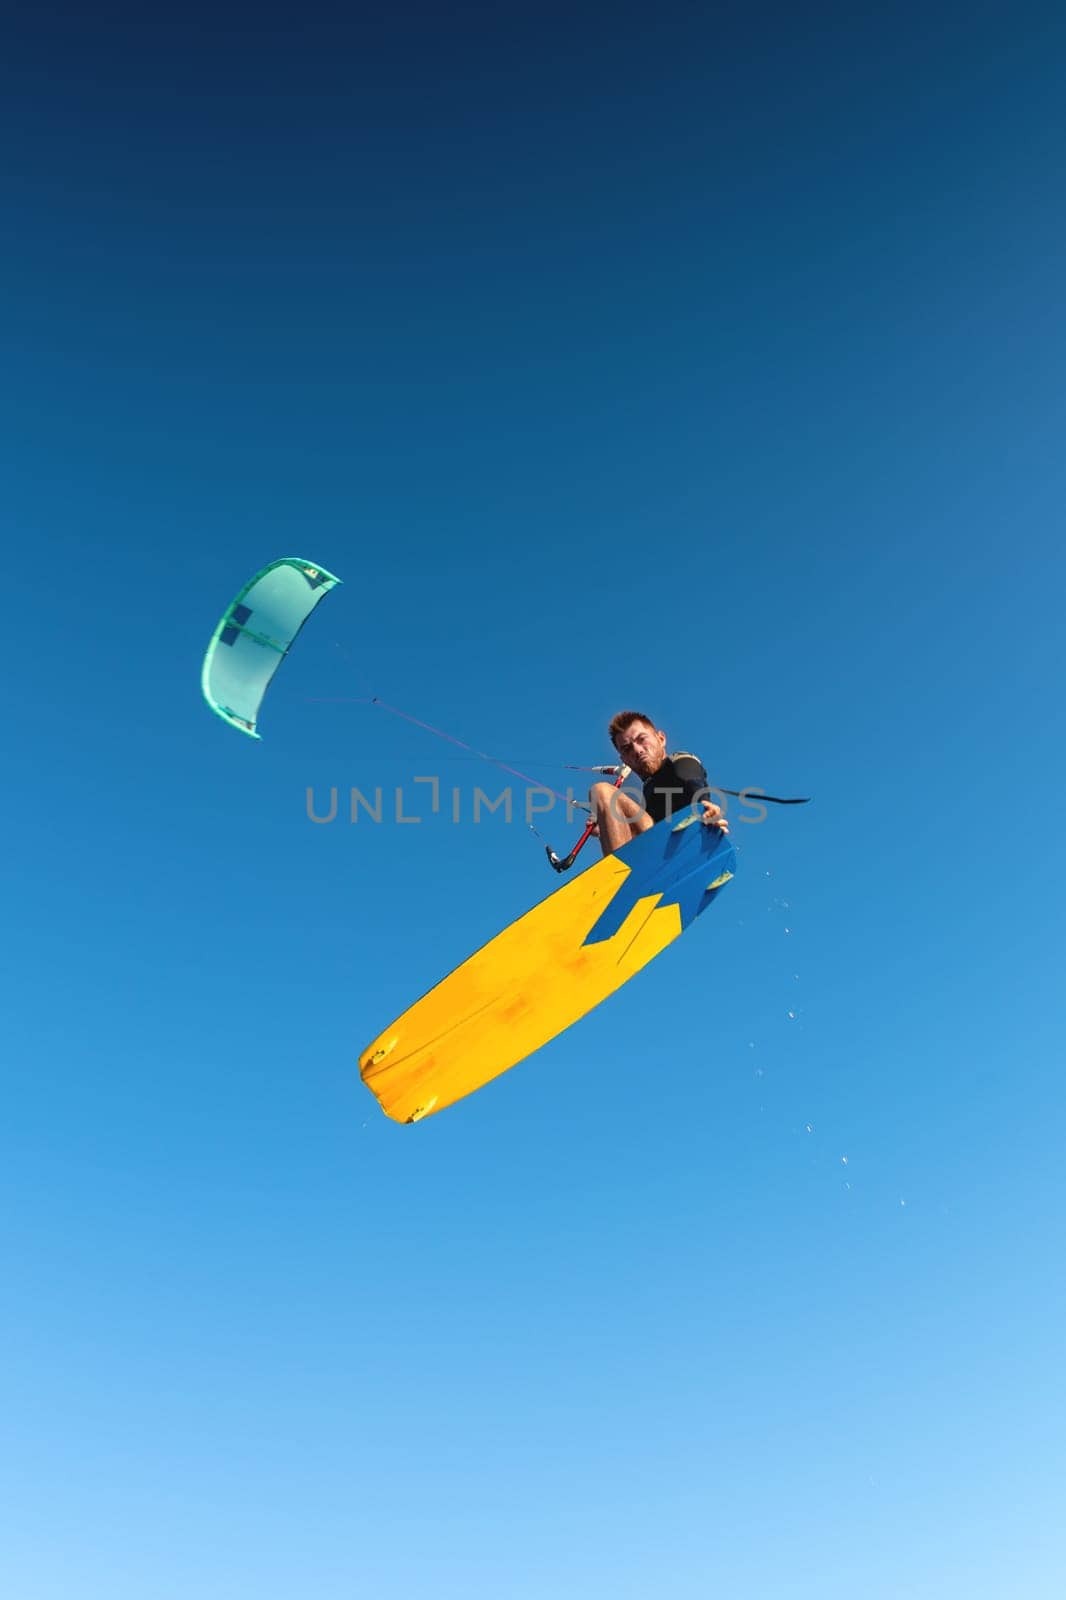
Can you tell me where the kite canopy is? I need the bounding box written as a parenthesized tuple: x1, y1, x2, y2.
(201, 557, 341, 737)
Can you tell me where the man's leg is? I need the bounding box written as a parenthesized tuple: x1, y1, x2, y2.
(589, 781, 653, 856)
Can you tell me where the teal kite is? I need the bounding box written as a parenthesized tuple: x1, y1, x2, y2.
(201, 557, 341, 738)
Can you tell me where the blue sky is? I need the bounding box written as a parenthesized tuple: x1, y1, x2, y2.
(3, 4, 1065, 1596)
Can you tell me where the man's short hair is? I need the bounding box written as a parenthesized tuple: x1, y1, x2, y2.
(608, 710, 658, 749)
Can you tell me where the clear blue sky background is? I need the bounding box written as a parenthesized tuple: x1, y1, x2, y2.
(3, 4, 1065, 1596)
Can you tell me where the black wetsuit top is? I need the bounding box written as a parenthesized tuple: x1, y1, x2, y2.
(641, 753, 709, 824)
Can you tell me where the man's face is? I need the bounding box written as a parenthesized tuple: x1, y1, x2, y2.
(613, 719, 667, 778)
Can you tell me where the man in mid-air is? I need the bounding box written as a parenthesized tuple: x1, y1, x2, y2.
(589, 710, 729, 857)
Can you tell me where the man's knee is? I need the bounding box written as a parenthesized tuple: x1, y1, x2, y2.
(590, 781, 645, 827)
(590, 781, 634, 821)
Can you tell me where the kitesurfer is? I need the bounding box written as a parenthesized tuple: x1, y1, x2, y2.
(589, 711, 729, 856)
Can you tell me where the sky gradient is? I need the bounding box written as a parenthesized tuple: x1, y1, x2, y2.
(3, 5, 1065, 1597)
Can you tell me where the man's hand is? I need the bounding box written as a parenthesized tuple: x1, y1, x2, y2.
(699, 799, 729, 834)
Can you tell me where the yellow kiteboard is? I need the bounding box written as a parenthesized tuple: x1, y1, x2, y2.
(359, 806, 736, 1123)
